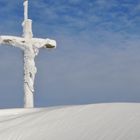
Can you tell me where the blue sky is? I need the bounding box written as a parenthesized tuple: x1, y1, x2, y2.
(0, 0, 140, 108)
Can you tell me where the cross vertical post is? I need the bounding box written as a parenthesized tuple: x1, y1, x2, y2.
(23, 0, 34, 108)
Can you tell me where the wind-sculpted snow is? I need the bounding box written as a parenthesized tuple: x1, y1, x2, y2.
(0, 103, 140, 140)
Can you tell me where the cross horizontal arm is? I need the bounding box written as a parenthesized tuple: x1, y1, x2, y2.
(0, 36, 56, 50)
(32, 38, 56, 49)
(0, 35, 25, 50)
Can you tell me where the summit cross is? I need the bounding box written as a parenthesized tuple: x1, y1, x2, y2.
(0, 0, 57, 108)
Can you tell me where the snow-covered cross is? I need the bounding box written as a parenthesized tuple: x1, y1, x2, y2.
(0, 0, 56, 108)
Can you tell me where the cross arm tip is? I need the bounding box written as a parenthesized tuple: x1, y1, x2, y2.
(44, 39, 56, 49)
(32, 38, 57, 49)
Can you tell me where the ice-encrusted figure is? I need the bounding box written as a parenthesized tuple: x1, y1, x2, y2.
(0, 0, 56, 108)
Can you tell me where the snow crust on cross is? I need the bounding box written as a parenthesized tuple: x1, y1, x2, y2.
(0, 0, 56, 108)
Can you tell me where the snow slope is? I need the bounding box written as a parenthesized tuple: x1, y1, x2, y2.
(0, 103, 140, 140)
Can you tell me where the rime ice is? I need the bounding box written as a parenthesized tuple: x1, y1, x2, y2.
(0, 0, 56, 108)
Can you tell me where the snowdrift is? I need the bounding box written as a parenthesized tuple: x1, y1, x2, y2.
(0, 103, 140, 140)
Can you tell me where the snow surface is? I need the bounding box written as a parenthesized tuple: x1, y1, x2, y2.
(0, 103, 140, 140)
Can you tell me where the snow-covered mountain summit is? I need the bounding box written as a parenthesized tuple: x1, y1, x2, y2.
(0, 103, 140, 140)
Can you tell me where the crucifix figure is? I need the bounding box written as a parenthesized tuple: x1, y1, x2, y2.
(0, 0, 56, 108)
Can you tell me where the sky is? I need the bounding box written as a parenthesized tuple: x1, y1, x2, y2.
(0, 0, 140, 108)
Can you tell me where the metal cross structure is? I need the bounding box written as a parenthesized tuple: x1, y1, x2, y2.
(0, 0, 56, 108)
